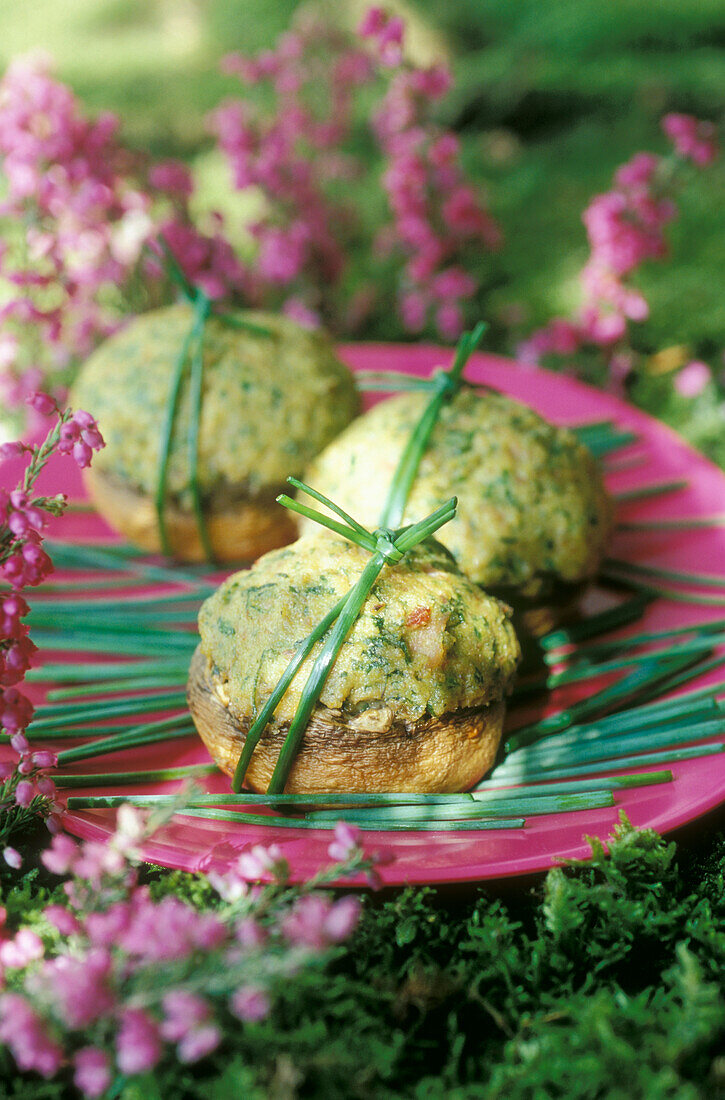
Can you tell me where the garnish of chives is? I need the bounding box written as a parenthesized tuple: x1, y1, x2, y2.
(231, 597, 347, 792)
(580, 431, 638, 458)
(44, 540, 216, 589)
(29, 630, 197, 657)
(605, 557, 725, 591)
(286, 477, 374, 543)
(506, 703, 720, 761)
(379, 323, 486, 528)
(601, 572, 725, 608)
(263, 499, 457, 795)
(30, 590, 204, 612)
(540, 595, 652, 651)
(498, 717, 725, 774)
(619, 516, 725, 531)
(55, 764, 219, 788)
(29, 690, 188, 731)
(355, 372, 451, 393)
(65, 801, 526, 832)
(305, 789, 615, 822)
(58, 770, 671, 806)
(186, 291, 214, 562)
(506, 651, 716, 754)
(544, 631, 725, 689)
(154, 294, 209, 558)
(56, 715, 196, 764)
(47, 675, 187, 700)
(276, 487, 376, 551)
(545, 617, 725, 664)
(614, 480, 688, 503)
(27, 660, 192, 683)
(483, 743, 724, 787)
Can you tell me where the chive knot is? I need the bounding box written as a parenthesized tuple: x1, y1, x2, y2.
(373, 528, 403, 564)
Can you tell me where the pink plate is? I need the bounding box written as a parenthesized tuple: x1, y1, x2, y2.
(12, 346, 725, 886)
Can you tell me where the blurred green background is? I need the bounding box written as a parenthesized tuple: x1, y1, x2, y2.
(2, 0, 724, 454)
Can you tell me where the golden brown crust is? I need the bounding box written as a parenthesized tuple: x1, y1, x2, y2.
(187, 646, 506, 794)
(83, 467, 298, 564)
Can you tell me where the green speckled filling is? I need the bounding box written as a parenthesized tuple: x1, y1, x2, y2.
(71, 305, 359, 510)
(302, 389, 613, 597)
(198, 532, 521, 726)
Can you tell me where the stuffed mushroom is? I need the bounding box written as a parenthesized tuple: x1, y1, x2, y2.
(301, 389, 613, 636)
(71, 304, 359, 562)
(187, 531, 521, 794)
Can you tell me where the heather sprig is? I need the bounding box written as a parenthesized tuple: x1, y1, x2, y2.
(0, 805, 383, 1093)
(361, 7, 502, 339)
(518, 115, 719, 390)
(0, 395, 104, 852)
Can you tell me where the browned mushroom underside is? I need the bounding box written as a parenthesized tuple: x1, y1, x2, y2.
(496, 578, 589, 640)
(84, 468, 298, 563)
(186, 646, 507, 794)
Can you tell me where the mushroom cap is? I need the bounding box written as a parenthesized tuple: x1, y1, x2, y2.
(301, 389, 613, 598)
(188, 645, 507, 794)
(197, 532, 521, 730)
(71, 304, 358, 511)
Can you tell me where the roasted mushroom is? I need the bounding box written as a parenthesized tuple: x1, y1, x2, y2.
(71, 304, 359, 562)
(301, 389, 613, 636)
(188, 532, 521, 794)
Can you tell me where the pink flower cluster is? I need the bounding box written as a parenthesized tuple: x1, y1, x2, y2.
(0, 813, 376, 1094)
(210, 17, 374, 325)
(0, 400, 104, 848)
(362, 7, 501, 339)
(0, 54, 154, 410)
(518, 114, 719, 374)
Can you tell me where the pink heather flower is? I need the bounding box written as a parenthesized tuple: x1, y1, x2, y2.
(161, 990, 210, 1041)
(0, 440, 25, 460)
(662, 113, 719, 166)
(40, 949, 115, 1028)
(230, 985, 270, 1023)
(282, 894, 361, 949)
(435, 301, 465, 341)
(10, 731, 30, 754)
(328, 821, 360, 863)
(281, 296, 320, 329)
(675, 360, 711, 397)
(177, 1023, 222, 1064)
(0, 928, 44, 969)
(400, 291, 428, 332)
(236, 917, 268, 950)
(149, 159, 194, 199)
(358, 7, 387, 37)
(14, 780, 35, 808)
(116, 1008, 162, 1075)
(1, 688, 34, 730)
(116, 894, 226, 960)
(43, 905, 82, 936)
(41, 832, 80, 876)
(2, 846, 22, 870)
(85, 902, 132, 947)
(615, 152, 660, 189)
(237, 843, 286, 881)
(31, 750, 57, 769)
(74, 1047, 111, 1098)
(25, 391, 56, 416)
(0, 993, 64, 1078)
